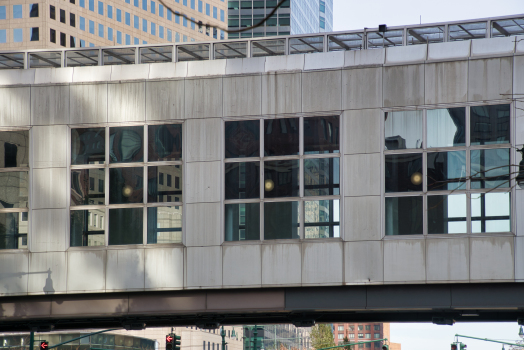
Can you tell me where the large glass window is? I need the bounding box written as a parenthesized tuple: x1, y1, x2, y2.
(385, 104, 512, 236)
(0, 131, 29, 250)
(70, 124, 183, 247)
(224, 116, 340, 241)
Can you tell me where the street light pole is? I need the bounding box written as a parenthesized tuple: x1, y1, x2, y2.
(221, 326, 227, 350)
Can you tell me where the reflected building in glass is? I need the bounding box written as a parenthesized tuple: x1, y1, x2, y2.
(227, 0, 333, 39)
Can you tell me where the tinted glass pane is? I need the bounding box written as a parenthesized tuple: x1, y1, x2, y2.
(428, 194, 467, 234)
(225, 120, 259, 158)
(264, 118, 299, 156)
(264, 160, 299, 198)
(472, 192, 510, 233)
(470, 104, 510, 145)
(72, 128, 105, 165)
(427, 151, 466, 191)
(0, 212, 27, 249)
(385, 110, 423, 150)
(147, 165, 182, 203)
(427, 107, 465, 148)
(304, 158, 339, 196)
(471, 148, 510, 189)
(225, 203, 260, 241)
(70, 209, 105, 246)
(0, 131, 29, 168)
(148, 124, 182, 161)
(225, 162, 259, 199)
(385, 196, 423, 235)
(109, 207, 143, 245)
(71, 168, 105, 205)
(304, 116, 339, 154)
(385, 154, 423, 192)
(109, 126, 143, 163)
(147, 206, 182, 244)
(109, 167, 144, 204)
(304, 199, 339, 238)
(0, 172, 28, 208)
(264, 201, 299, 239)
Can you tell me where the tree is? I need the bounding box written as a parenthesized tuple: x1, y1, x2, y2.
(310, 324, 335, 350)
(343, 334, 352, 350)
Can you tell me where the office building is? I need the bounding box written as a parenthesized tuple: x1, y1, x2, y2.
(227, 0, 332, 39)
(332, 324, 400, 350)
(0, 0, 228, 50)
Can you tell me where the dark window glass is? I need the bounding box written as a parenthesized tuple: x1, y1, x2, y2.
(159, 172, 164, 185)
(304, 158, 339, 196)
(264, 201, 299, 239)
(167, 174, 172, 187)
(71, 168, 105, 205)
(264, 160, 299, 198)
(70, 35, 75, 47)
(110, 126, 144, 163)
(60, 32, 66, 46)
(109, 167, 144, 204)
(303, 116, 339, 154)
(148, 166, 182, 203)
(427, 151, 466, 191)
(470, 104, 510, 145)
(471, 148, 510, 189)
(0, 213, 26, 249)
(147, 206, 182, 244)
(225, 203, 260, 241)
(70, 0, 76, 3)
(225, 162, 259, 199)
(71, 128, 105, 165)
(225, 120, 259, 158)
(29, 4, 39, 17)
(471, 192, 510, 233)
(70, 13, 76, 27)
(148, 124, 182, 161)
(0, 172, 28, 209)
(304, 199, 339, 238)
(109, 208, 143, 245)
(50, 28, 56, 43)
(0, 131, 29, 168)
(428, 194, 467, 234)
(264, 118, 299, 156)
(427, 107, 465, 147)
(50, 5, 55, 19)
(70, 209, 105, 246)
(30, 27, 39, 41)
(385, 196, 423, 235)
(99, 179, 104, 192)
(60, 9, 66, 23)
(385, 110, 423, 150)
(385, 154, 423, 192)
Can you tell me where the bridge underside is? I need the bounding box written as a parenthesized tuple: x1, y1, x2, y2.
(1, 284, 524, 331)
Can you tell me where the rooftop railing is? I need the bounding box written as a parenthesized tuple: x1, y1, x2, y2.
(0, 14, 523, 70)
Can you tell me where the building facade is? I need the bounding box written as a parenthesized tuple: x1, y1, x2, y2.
(227, 0, 332, 39)
(332, 324, 400, 350)
(243, 325, 310, 350)
(0, 0, 228, 50)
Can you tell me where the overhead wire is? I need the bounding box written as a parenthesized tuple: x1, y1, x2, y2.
(157, 0, 289, 34)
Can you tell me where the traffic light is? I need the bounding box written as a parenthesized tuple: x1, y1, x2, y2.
(451, 344, 458, 350)
(174, 334, 181, 350)
(459, 343, 467, 350)
(40, 342, 48, 350)
(382, 345, 389, 350)
(166, 335, 174, 350)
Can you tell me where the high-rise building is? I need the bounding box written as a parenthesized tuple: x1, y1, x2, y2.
(332, 324, 400, 350)
(0, 0, 228, 50)
(227, 0, 332, 39)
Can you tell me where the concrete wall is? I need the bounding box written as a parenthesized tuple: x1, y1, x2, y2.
(0, 36, 523, 297)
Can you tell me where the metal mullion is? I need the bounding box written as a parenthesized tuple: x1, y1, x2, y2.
(422, 109, 428, 236)
(262, 197, 302, 203)
(70, 164, 106, 170)
(260, 118, 264, 241)
(302, 195, 341, 201)
(105, 125, 110, 247)
(468, 143, 512, 151)
(0, 208, 29, 213)
(224, 198, 261, 205)
(108, 162, 145, 168)
(70, 205, 106, 211)
(384, 149, 424, 155)
(299, 116, 304, 239)
(0, 167, 29, 173)
(384, 192, 424, 198)
(465, 106, 472, 235)
(107, 203, 145, 209)
(302, 153, 340, 160)
(147, 201, 184, 208)
(147, 161, 183, 167)
(263, 155, 300, 162)
(143, 124, 148, 246)
(224, 157, 261, 163)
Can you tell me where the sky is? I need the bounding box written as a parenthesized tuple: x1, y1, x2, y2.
(333, 0, 524, 31)
(331, 0, 524, 349)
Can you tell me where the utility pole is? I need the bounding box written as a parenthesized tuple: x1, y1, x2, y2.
(29, 331, 34, 350)
(221, 326, 227, 350)
(253, 326, 258, 350)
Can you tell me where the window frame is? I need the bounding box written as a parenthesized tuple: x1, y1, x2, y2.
(382, 102, 515, 238)
(223, 115, 343, 242)
(68, 122, 185, 248)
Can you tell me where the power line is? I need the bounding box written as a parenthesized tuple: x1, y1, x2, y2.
(157, 0, 288, 34)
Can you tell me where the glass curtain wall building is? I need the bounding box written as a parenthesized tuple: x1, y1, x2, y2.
(227, 0, 332, 39)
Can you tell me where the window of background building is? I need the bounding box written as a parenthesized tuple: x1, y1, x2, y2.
(159, 3, 164, 17)
(60, 9, 65, 23)
(80, 16, 85, 30)
(108, 27, 113, 41)
(30, 27, 39, 41)
(89, 0, 95, 11)
(117, 30, 122, 43)
(89, 20, 95, 34)
(125, 12, 131, 26)
(70, 124, 183, 247)
(384, 104, 511, 236)
(70, 13, 76, 27)
(365, 325, 370, 331)
(98, 1, 104, 15)
(80, 0, 85, 8)
(13, 28, 22, 42)
(0, 30, 6, 43)
(151, 1, 156, 14)
(13, 5, 22, 18)
(98, 23, 104, 38)
(117, 8, 122, 22)
(29, 4, 38, 17)
(0, 6, 6, 20)
(337, 334, 343, 340)
(338, 326, 344, 331)
(50, 28, 56, 43)
(142, 0, 147, 10)
(60, 32, 66, 46)
(224, 116, 340, 241)
(108, 5, 113, 18)
(71, 0, 76, 3)
(374, 333, 380, 338)
(70, 35, 76, 47)
(374, 325, 380, 331)
(358, 325, 363, 331)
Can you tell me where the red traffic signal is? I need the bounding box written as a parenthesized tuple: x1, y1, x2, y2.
(166, 336, 173, 343)
(451, 345, 457, 350)
(40, 342, 49, 350)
